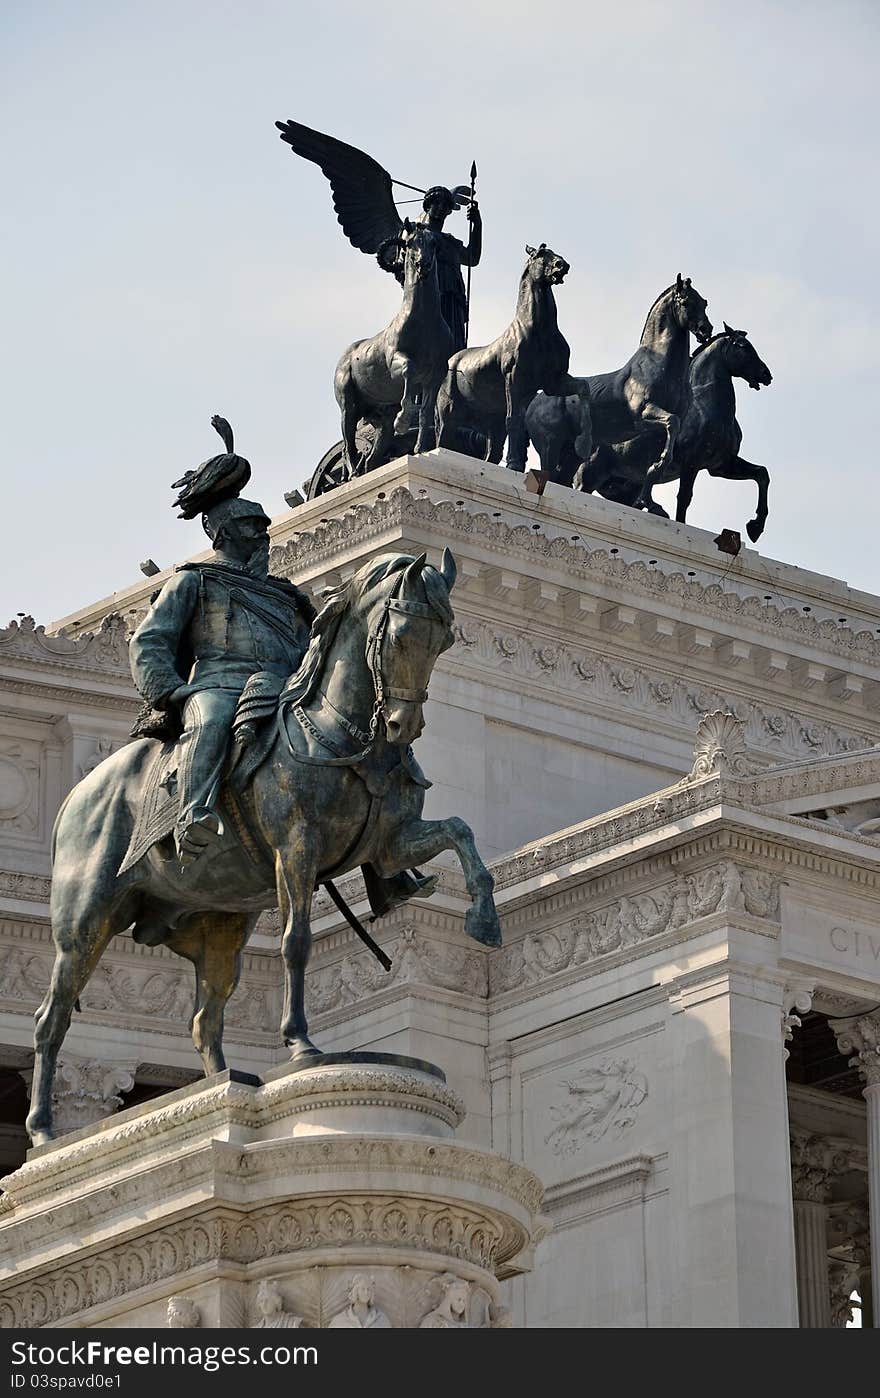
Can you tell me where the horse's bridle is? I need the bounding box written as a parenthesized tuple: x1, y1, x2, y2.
(284, 570, 444, 767)
(366, 572, 437, 708)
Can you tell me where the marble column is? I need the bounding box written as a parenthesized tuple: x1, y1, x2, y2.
(789, 1129, 859, 1328)
(832, 1011, 880, 1327)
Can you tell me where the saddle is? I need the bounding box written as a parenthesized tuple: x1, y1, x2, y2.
(119, 671, 432, 893)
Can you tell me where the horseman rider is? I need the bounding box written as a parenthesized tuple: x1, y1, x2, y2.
(129, 494, 315, 866)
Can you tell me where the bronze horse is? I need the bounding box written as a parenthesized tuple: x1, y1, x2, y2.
(525, 275, 712, 490)
(334, 221, 454, 475)
(592, 326, 773, 539)
(436, 244, 591, 474)
(27, 550, 500, 1145)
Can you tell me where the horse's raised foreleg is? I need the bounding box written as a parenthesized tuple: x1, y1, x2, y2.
(275, 846, 321, 1058)
(167, 911, 253, 1077)
(377, 816, 500, 947)
(707, 455, 770, 542)
(633, 404, 680, 508)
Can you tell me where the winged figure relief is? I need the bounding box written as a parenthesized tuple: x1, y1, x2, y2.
(275, 119, 480, 353)
(544, 1058, 648, 1156)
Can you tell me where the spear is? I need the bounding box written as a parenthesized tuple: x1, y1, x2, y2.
(465, 160, 477, 346)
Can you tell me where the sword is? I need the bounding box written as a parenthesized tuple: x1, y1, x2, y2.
(322, 879, 392, 971)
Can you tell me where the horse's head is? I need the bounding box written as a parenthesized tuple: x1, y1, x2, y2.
(400, 219, 439, 284)
(363, 548, 457, 745)
(524, 243, 570, 286)
(672, 274, 713, 342)
(721, 323, 773, 390)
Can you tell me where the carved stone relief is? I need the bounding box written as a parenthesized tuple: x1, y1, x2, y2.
(492, 862, 780, 995)
(268, 488, 880, 668)
(0, 614, 130, 675)
(307, 926, 488, 1019)
(435, 616, 870, 764)
(544, 1059, 648, 1156)
(0, 741, 40, 836)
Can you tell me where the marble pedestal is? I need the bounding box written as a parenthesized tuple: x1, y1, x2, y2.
(0, 1055, 546, 1329)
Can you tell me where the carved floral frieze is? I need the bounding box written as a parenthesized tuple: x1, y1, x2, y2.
(491, 861, 779, 995)
(268, 487, 880, 665)
(436, 616, 871, 763)
(0, 613, 130, 676)
(307, 926, 488, 1018)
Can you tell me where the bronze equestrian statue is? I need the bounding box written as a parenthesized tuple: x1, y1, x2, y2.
(435, 244, 591, 473)
(27, 430, 500, 1145)
(587, 326, 773, 540)
(333, 220, 454, 476)
(525, 275, 712, 491)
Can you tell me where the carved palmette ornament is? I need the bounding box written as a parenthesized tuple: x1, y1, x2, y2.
(687, 710, 754, 780)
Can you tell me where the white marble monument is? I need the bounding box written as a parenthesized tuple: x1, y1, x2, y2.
(1, 450, 878, 1327)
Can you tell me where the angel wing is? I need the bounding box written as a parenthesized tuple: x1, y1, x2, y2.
(275, 119, 402, 255)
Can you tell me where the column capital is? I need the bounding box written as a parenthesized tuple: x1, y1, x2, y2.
(790, 1127, 863, 1203)
(782, 982, 814, 1061)
(831, 1011, 880, 1088)
(23, 1055, 138, 1136)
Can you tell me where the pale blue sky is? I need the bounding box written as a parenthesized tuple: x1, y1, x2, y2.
(2, 0, 878, 623)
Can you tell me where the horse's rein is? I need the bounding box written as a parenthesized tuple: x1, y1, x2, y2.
(280, 571, 437, 767)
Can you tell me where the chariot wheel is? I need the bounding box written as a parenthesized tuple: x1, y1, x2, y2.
(306, 441, 350, 500)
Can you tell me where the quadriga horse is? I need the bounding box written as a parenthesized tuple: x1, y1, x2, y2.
(334, 221, 453, 475)
(27, 550, 500, 1145)
(595, 325, 773, 540)
(525, 274, 712, 491)
(435, 243, 591, 474)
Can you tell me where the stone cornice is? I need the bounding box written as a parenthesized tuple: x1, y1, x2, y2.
(267, 485, 880, 668)
(438, 617, 873, 762)
(0, 614, 132, 681)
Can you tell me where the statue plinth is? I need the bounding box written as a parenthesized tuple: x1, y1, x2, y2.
(0, 1055, 545, 1329)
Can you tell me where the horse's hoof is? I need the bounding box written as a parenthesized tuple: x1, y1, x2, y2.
(287, 1037, 323, 1063)
(465, 907, 502, 947)
(746, 519, 763, 543)
(28, 1127, 53, 1148)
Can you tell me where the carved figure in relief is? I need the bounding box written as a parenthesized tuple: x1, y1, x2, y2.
(545, 1058, 648, 1155)
(419, 1274, 471, 1328)
(167, 1296, 201, 1328)
(253, 1279, 303, 1328)
(28, 439, 501, 1143)
(327, 1274, 391, 1328)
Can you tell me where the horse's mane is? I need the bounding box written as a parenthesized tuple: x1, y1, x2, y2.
(639, 284, 678, 340)
(689, 328, 747, 362)
(282, 552, 453, 707)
